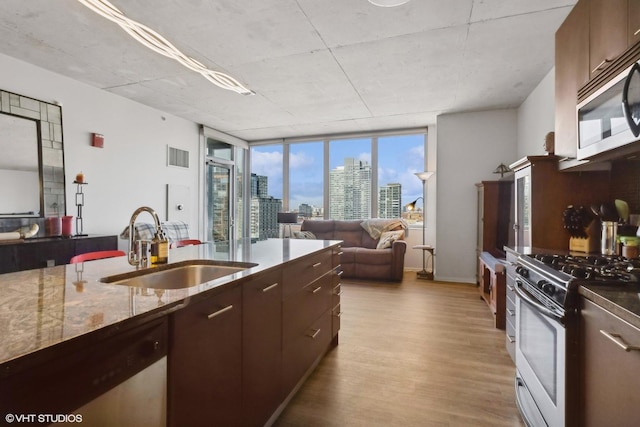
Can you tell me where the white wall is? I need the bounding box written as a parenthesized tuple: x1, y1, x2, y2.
(516, 68, 555, 159)
(435, 109, 518, 283)
(1, 53, 202, 248)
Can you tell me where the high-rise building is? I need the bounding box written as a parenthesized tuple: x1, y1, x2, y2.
(379, 183, 402, 218)
(329, 158, 371, 220)
(250, 173, 282, 239)
(298, 203, 314, 218)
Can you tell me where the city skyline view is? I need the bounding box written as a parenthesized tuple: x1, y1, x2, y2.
(250, 134, 426, 218)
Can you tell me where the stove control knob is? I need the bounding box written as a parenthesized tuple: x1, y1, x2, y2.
(542, 282, 556, 296)
(516, 266, 528, 277)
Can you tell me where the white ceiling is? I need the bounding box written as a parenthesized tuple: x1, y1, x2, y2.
(0, 0, 576, 142)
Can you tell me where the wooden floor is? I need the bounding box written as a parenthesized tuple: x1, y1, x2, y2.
(273, 272, 526, 427)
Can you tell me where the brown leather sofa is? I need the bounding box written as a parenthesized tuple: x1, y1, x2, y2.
(299, 219, 406, 282)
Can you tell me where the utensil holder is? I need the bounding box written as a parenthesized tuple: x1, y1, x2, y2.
(601, 221, 618, 255)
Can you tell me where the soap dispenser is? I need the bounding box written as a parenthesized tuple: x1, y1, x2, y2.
(150, 229, 169, 264)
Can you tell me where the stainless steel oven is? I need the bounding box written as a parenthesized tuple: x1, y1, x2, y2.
(515, 284, 565, 427)
(514, 261, 567, 427)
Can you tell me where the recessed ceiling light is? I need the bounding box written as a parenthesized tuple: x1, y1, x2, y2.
(368, 0, 411, 7)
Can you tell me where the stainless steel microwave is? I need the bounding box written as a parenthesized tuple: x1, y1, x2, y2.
(577, 60, 640, 160)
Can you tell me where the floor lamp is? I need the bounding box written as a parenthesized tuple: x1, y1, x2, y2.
(407, 171, 435, 280)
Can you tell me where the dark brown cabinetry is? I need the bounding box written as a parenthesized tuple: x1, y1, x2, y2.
(168, 285, 242, 427)
(555, 0, 590, 159)
(168, 246, 341, 427)
(242, 269, 283, 427)
(629, 0, 640, 46)
(476, 180, 512, 257)
(589, 0, 629, 79)
(282, 249, 334, 393)
(0, 235, 118, 274)
(478, 254, 506, 330)
(580, 298, 640, 427)
(511, 156, 609, 250)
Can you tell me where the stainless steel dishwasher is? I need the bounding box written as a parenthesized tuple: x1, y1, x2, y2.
(0, 317, 168, 426)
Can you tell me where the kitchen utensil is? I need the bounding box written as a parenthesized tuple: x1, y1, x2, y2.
(600, 203, 619, 222)
(615, 199, 629, 223)
(601, 221, 618, 255)
(590, 204, 601, 219)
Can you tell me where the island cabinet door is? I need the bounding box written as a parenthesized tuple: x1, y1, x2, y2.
(241, 268, 283, 427)
(168, 285, 242, 427)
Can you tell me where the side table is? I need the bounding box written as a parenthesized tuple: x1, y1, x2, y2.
(413, 244, 434, 280)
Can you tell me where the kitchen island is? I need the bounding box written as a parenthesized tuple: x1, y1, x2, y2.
(0, 238, 342, 427)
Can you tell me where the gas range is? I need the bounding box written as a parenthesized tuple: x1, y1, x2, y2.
(516, 253, 640, 311)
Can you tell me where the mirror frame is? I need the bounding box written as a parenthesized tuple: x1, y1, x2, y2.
(0, 89, 65, 218)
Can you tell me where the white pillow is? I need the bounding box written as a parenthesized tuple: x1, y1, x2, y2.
(376, 230, 404, 249)
(293, 230, 317, 239)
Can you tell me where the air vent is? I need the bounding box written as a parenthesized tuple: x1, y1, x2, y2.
(168, 146, 189, 168)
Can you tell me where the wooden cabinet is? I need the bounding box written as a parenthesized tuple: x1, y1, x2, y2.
(510, 156, 609, 250)
(168, 245, 341, 427)
(555, 0, 590, 159)
(241, 268, 283, 427)
(589, 0, 629, 79)
(580, 298, 640, 427)
(168, 285, 242, 427)
(282, 249, 334, 393)
(478, 253, 506, 330)
(0, 235, 118, 274)
(331, 245, 343, 339)
(476, 180, 512, 257)
(629, 0, 640, 46)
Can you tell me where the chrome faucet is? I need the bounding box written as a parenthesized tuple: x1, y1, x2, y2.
(127, 206, 164, 267)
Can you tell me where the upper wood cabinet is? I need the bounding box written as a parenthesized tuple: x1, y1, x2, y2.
(629, 1, 640, 46)
(555, 0, 589, 159)
(589, 0, 629, 79)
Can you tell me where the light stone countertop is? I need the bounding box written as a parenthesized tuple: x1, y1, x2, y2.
(0, 238, 341, 368)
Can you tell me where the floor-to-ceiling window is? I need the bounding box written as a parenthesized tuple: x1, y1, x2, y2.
(249, 145, 283, 239)
(248, 129, 427, 236)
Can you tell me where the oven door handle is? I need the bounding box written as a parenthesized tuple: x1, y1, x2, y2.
(515, 279, 564, 322)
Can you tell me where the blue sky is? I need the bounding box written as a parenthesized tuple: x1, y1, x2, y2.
(251, 134, 426, 212)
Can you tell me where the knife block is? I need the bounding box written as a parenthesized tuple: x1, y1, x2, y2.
(569, 220, 599, 253)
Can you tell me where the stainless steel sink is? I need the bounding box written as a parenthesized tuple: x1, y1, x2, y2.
(100, 260, 257, 289)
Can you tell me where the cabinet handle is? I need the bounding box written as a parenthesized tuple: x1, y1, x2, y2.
(507, 335, 516, 343)
(600, 330, 640, 352)
(307, 328, 321, 339)
(337, 270, 343, 276)
(506, 308, 515, 317)
(333, 311, 343, 318)
(310, 286, 322, 294)
(591, 58, 611, 74)
(635, 28, 640, 36)
(206, 304, 233, 320)
(261, 282, 279, 293)
(312, 262, 322, 268)
(338, 251, 344, 256)
(334, 290, 343, 296)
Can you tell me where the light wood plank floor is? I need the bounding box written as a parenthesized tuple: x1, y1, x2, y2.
(273, 273, 526, 427)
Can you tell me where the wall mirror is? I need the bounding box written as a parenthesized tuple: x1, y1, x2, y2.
(0, 90, 65, 218)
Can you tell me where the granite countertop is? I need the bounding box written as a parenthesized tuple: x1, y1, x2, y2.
(0, 238, 340, 368)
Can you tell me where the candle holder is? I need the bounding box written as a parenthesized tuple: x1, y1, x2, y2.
(74, 181, 88, 236)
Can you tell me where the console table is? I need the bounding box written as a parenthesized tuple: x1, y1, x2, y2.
(0, 235, 118, 274)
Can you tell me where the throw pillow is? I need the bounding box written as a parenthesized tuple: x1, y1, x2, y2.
(293, 230, 317, 239)
(376, 230, 404, 249)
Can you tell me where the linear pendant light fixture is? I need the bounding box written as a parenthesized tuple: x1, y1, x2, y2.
(76, 0, 254, 95)
(368, 0, 411, 7)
